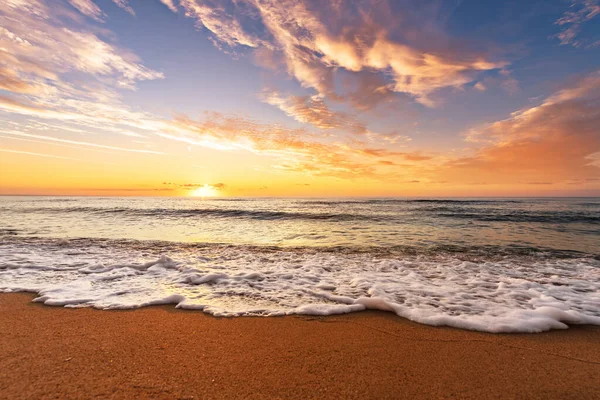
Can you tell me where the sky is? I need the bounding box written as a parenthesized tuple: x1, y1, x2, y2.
(0, 0, 599, 197)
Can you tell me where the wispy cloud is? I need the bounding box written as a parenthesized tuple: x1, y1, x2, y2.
(261, 90, 369, 134)
(67, 0, 105, 21)
(0, 0, 165, 155)
(0, 134, 121, 155)
(554, 0, 600, 47)
(1, 131, 165, 154)
(169, 112, 429, 180)
(67, 0, 135, 20)
(179, 0, 263, 48)
(112, 0, 135, 16)
(1, 1, 162, 93)
(0, 148, 86, 161)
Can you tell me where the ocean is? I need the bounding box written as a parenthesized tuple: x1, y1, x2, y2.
(1, 196, 598, 333)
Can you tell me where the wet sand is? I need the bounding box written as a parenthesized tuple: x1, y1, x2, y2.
(1, 293, 599, 399)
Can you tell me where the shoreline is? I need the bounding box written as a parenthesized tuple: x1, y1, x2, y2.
(1, 293, 599, 399)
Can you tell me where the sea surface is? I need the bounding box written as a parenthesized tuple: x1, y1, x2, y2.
(1, 196, 599, 332)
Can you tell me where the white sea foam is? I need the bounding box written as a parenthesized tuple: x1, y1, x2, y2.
(0, 238, 599, 333)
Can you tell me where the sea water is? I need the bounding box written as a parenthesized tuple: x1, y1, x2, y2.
(1, 196, 598, 332)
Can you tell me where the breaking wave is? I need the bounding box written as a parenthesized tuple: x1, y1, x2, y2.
(1, 236, 599, 333)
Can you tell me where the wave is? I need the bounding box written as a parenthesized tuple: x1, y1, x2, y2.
(576, 202, 600, 207)
(0, 235, 595, 260)
(8, 206, 383, 222)
(438, 212, 600, 224)
(297, 199, 526, 205)
(7, 204, 600, 224)
(1, 236, 598, 333)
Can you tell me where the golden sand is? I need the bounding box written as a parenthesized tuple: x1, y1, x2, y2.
(1, 293, 599, 399)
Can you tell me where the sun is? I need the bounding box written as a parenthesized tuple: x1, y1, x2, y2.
(191, 184, 219, 198)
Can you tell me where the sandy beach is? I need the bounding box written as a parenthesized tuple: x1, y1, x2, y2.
(0, 293, 598, 399)
(2, 0, 600, 397)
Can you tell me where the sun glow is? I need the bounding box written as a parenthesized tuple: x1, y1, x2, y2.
(191, 184, 219, 197)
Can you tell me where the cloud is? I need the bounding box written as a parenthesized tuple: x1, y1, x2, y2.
(438, 71, 600, 185)
(362, 36, 505, 106)
(0, 0, 167, 151)
(474, 82, 487, 91)
(0, 66, 43, 95)
(67, 0, 105, 21)
(68, 0, 135, 20)
(175, 0, 506, 107)
(261, 90, 368, 134)
(340, 71, 399, 111)
(261, 89, 411, 143)
(0, 94, 161, 139)
(179, 0, 263, 48)
(554, 0, 600, 47)
(168, 112, 429, 180)
(0, 148, 87, 161)
(2, 1, 162, 92)
(1, 130, 164, 154)
(112, 0, 135, 16)
(159, 0, 178, 13)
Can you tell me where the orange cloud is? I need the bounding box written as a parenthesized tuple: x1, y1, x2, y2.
(0, 66, 47, 95)
(438, 71, 600, 185)
(169, 112, 428, 180)
(363, 37, 506, 106)
(261, 90, 368, 134)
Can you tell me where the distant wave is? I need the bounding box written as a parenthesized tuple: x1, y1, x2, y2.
(8, 204, 600, 224)
(438, 212, 600, 224)
(577, 202, 600, 207)
(0, 235, 595, 259)
(297, 199, 526, 205)
(10, 206, 382, 222)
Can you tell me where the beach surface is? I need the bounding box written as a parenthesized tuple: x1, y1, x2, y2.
(1, 293, 599, 399)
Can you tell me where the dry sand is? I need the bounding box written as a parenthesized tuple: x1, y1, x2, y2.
(1, 293, 599, 399)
